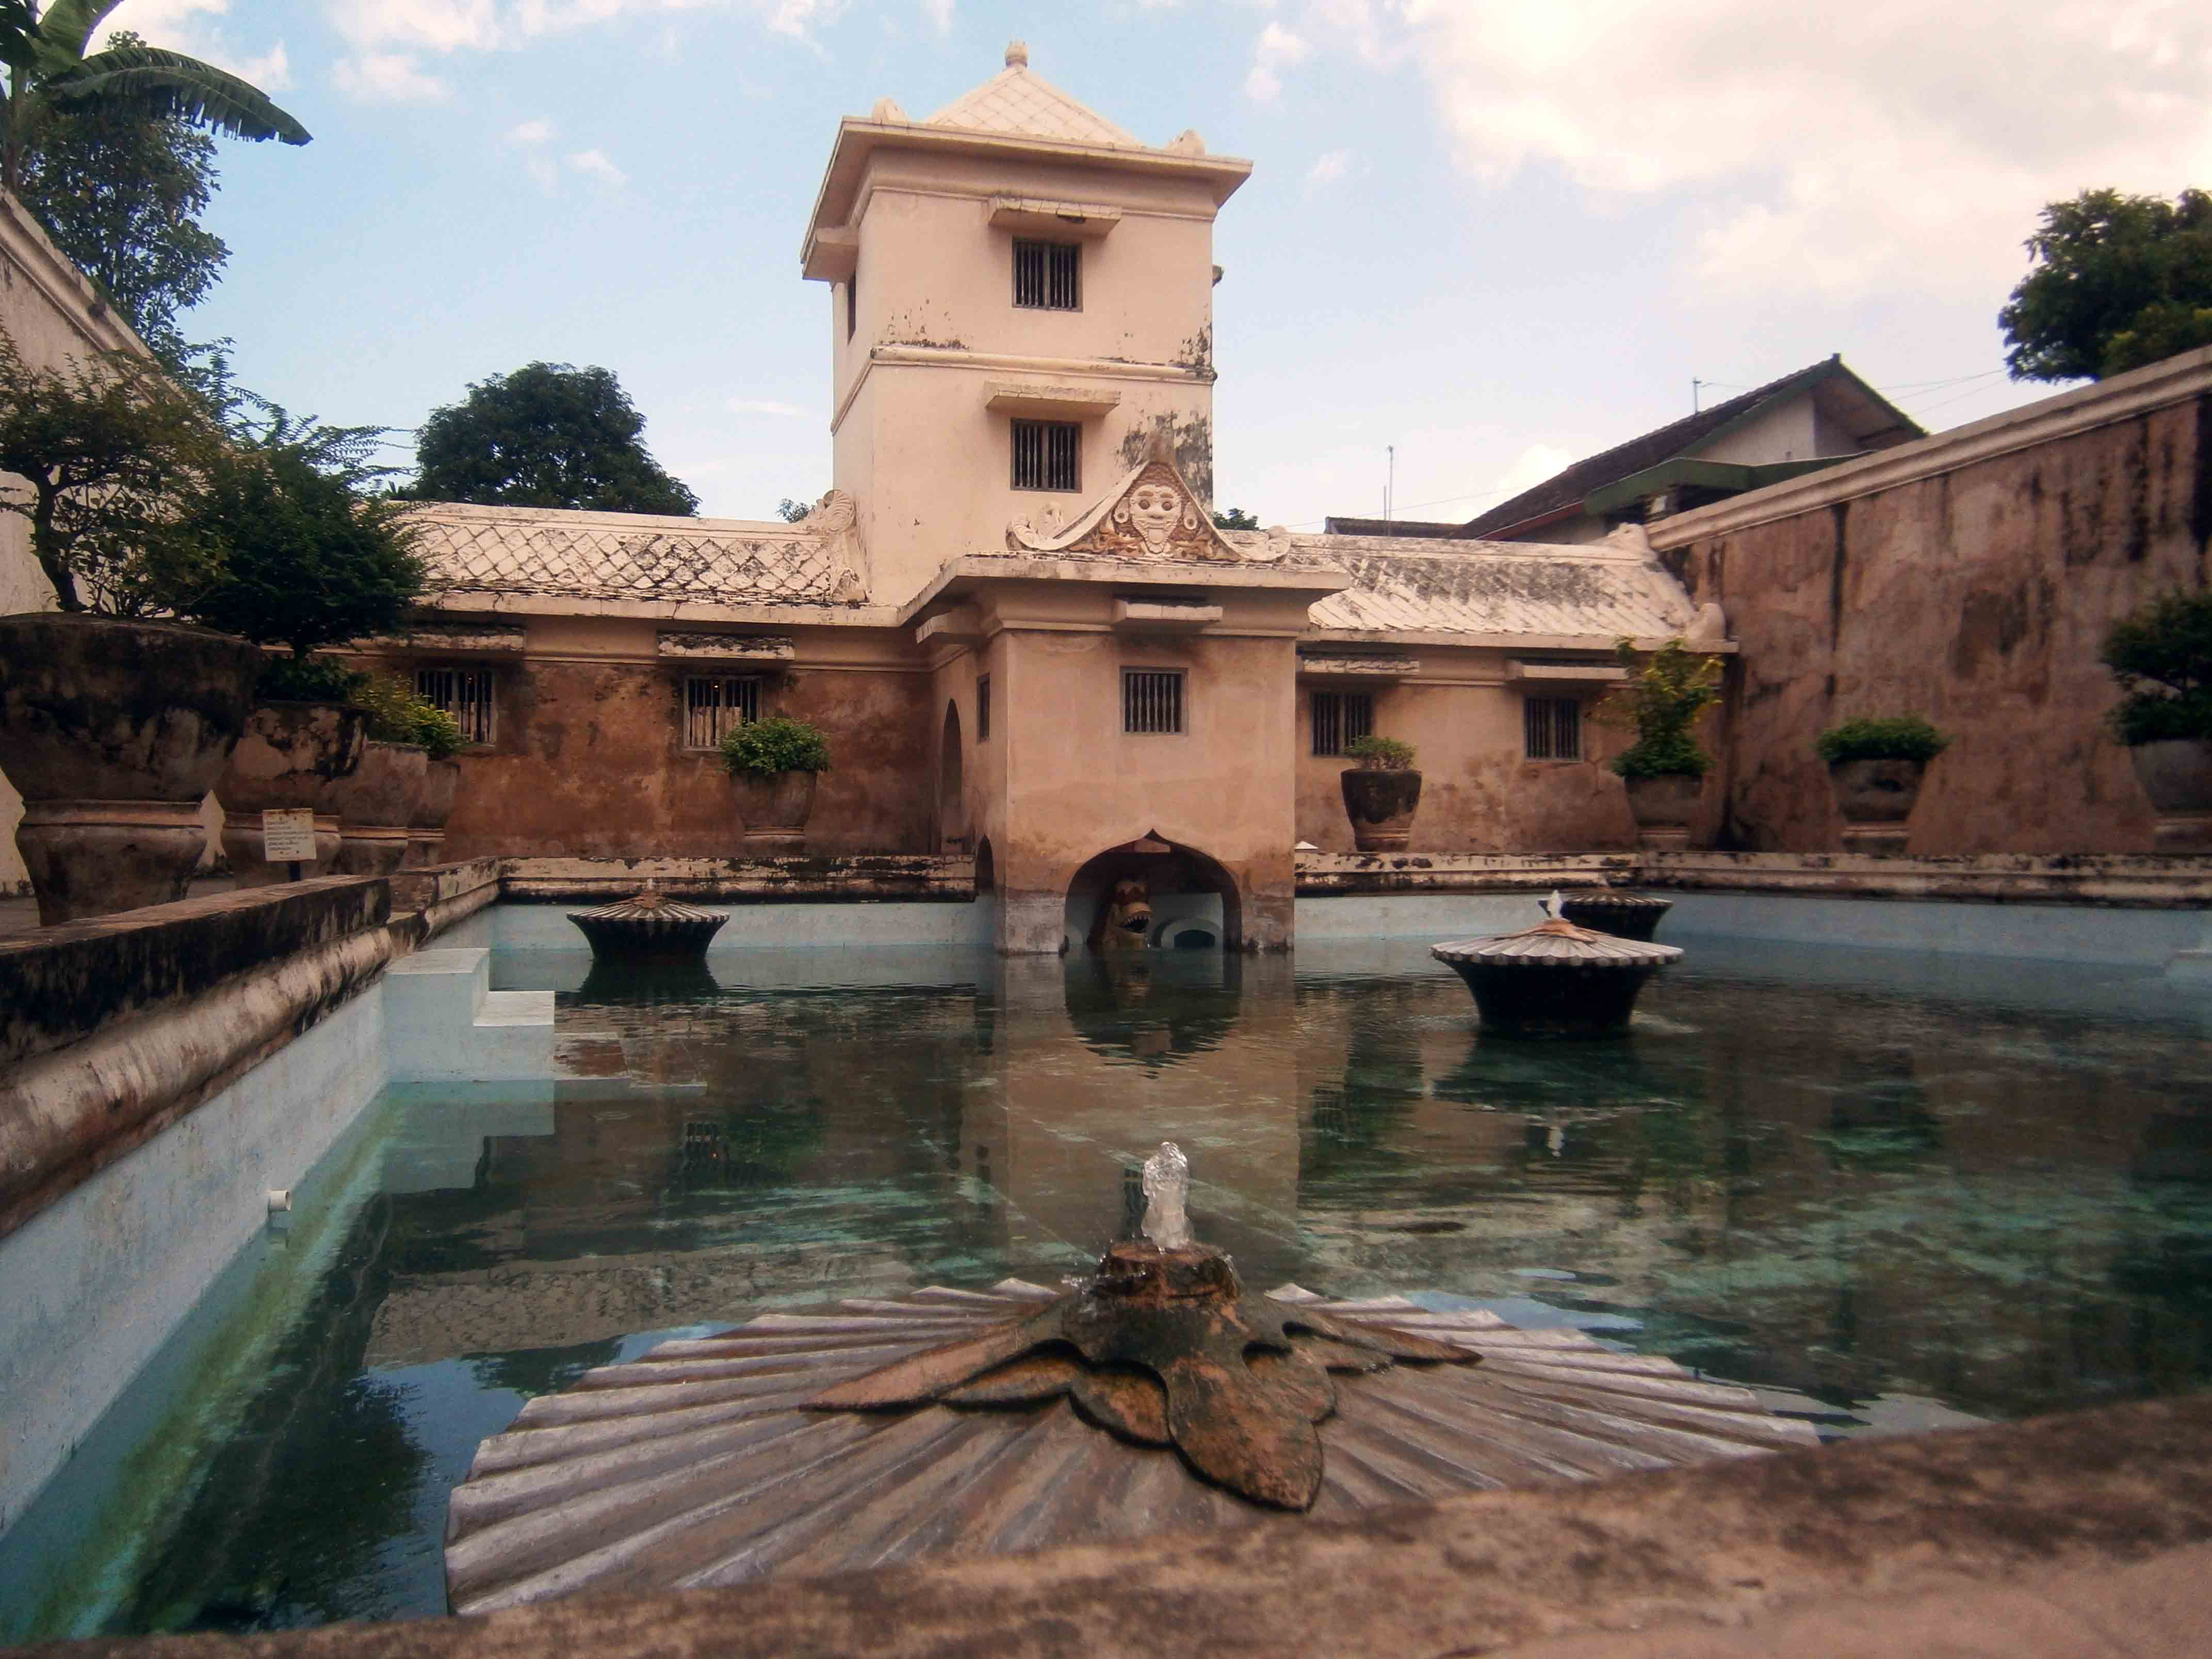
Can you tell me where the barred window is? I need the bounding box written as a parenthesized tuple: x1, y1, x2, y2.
(1523, 696, 1582, 761)
(977, 674, 991, 740)
(684, 676, 760, 749)
(1311, 690, 1375, 757)
(1013, 240, 1080, 310)
(415, 666, 495, 745)
(1011, 419, 1080, 492)
(1123, 669, 1184, 735)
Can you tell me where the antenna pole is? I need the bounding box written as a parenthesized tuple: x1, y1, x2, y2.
(1386, 445, 1395, 522)
(1693, 378, 1702, 414)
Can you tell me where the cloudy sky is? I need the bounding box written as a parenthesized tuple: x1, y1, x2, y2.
(103, 0, 2212, 526)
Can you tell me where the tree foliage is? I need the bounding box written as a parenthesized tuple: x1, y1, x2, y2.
(2103, 591, 2212, 743)
(1815, 715, 1950, 765)
(1596, 637, 1725, 779)
(0, 329, 224, 613)
(15, 39, 229, 367)
(412, 362, 701, 516)
(720, 714, 831, 776)
(776, 497, 813, 523)
(1343, 734, 1415, 770)
(185, 409, 427, 660)
(1999, 188, 2212, 382)
(1, 1, 309, 195)
(1212, 506, 1260, 530)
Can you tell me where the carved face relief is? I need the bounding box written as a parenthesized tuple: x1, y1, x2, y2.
(1126, 482, 1184, 554)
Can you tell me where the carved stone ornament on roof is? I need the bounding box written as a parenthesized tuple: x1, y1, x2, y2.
(1003, 442, 1262, 565)
(796, 488, 869, 603)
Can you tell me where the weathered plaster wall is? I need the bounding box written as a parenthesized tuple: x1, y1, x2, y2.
(1650, 349, 2212, 854)
(361, 619, 936, 860)
(1292, 656, 1640, 853)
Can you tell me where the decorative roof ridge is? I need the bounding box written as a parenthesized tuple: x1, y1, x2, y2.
(402, 500, 821, 538)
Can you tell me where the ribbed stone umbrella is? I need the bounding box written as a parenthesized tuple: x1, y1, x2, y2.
(1556, 889, 1674, 942)
(1432, 911, 1683, 1037)
(443, 1145, 1811, 1613)
(566, 890, 728, 961)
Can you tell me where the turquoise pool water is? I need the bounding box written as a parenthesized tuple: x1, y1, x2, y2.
(6, 933, 2212, 1637)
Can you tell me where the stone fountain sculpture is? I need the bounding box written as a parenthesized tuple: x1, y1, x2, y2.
(566, 888, 728, 961)
(1433, 894, 1682, 1037)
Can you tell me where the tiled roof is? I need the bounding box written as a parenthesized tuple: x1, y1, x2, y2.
(407, 503, 840, 606)
(1460, 357, 1920, 538)
(1286, 533, 1700, 639)
(929, 66, 1141, 148)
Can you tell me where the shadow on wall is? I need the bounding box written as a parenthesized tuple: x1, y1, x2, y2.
(1062, 833, 1235, 954)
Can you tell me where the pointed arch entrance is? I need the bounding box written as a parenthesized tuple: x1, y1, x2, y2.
(938, 700, 966, 852)
(1064, 831, 1242, 953)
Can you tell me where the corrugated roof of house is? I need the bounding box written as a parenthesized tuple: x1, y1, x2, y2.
(408, 502, 840, 606)
(928, 61, 1141, 148)
(1278, 532, 1700, 639)
(1459, 356, 1920, 539)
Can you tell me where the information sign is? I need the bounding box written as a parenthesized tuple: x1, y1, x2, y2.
(261, 808, 318, 864)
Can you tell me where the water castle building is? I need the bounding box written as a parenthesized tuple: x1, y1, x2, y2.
(358, 44, 1719, 953)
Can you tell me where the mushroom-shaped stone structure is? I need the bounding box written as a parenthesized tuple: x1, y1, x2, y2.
(1433, 917, 1682, 1038)
(1556, 889, 1675, 942)
(566, 889, 728, 962)
(443, 1144, 1811, 1610)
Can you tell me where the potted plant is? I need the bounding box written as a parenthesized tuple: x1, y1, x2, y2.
(1339, 734, 1421, 852)
(404, 706, 467, 869)
(1815, 715, 1950, 853)
(1597, 638, 1723, 850)
(198, 418, 427, 883)
(328, 676, 454, 875)
(720, 714, 832, 852)
(2103, 592, 2212, 850)
(0, 337, 258, 924)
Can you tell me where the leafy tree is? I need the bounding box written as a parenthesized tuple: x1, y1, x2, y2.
(2000, 188, 2212, 382)
(776, 497, 812, 523)
(1596, 637, 1724, 778)
(1212, 506, 1259, 530)
(0, 0, 309, 196)
(15, 40, 228, 368)
(2102, 591, 2212, 743)
(411, 362, 701, 516)
(0, 329, 224, 613)
(185, 409, 427, 668)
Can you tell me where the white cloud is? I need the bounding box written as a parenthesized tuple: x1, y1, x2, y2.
(327, 0, 848, 53)
(1300, 0, 2212, 302)
(510, 119, 556, 143)
(1304, 149, 1349, 189)
(1490, 443, 1576, 503)
(726, 397, 810, 417)
(568, 148, 629, 187)
(1244, 20, 1310, 101)
(920, 0, 953, 32)
(332, 52, 449, 102)
(102, 1, 292, 88)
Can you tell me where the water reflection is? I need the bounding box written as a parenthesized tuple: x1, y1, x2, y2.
(19, 937, 2212, 1638)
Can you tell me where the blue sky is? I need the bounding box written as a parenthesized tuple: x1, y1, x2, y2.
(105, 1, 2212, 527)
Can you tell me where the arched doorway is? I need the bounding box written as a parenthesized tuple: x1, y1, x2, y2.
(1063, 832, 1242, 954)
(938, 700, 966, 852)
(973, 835, 997, 898)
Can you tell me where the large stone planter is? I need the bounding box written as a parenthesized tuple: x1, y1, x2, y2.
(735, 770, 817, 852)
(216, 701, 368, 887)
(2129, 739, 2212, 852)
(329, 740, 428, 876)
(1828, 757, 1926, 854)
(403, 758, 463, 869)
(1340, 768, 1423, 852)
(1622, 772, 1702, 851)
(0, 613, 259, 925)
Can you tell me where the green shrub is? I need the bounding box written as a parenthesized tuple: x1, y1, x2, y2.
(350, 674, 465, 760)
(720, 714, 832, 777)
(1597, 637, 1724, 779)
(1343, 734, 1416, 770)
(2103, 591, 2212, 744)
(1815, 715, 1951, 765)
(257, 653, 366, 705)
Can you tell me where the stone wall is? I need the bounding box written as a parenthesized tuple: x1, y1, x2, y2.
(1648, 346, 2212, 854)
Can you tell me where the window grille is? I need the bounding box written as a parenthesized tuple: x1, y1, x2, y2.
(1310, 690, 1375, 757)
(1523, 696, 1582, 761)
(1013, 240, 1080, 310)
(1123, 669, 1184, 735)
(684, 676, 760, 749)
(415, 666, 495, 745)
(1011, 419, 1080, 492)
(977, 674, 991, 740)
